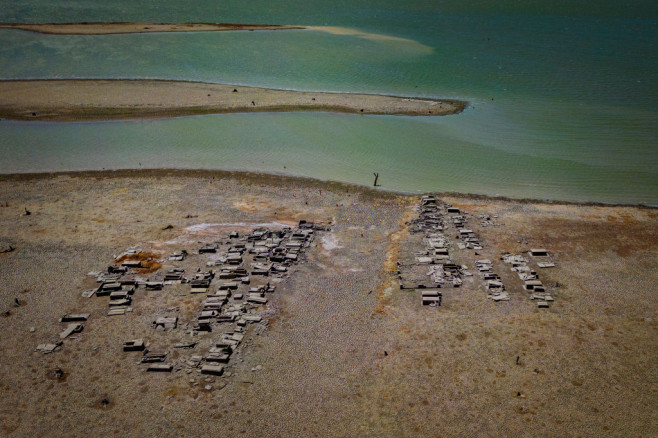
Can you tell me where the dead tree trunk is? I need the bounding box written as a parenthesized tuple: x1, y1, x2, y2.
(373, 172, 380, 187)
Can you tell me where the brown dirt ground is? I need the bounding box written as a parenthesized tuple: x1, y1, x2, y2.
(0, 171, 655, 437)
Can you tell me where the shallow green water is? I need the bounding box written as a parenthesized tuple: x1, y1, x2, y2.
(0, 1, 656, 204)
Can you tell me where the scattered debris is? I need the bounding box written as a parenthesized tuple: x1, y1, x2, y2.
(168, 251, 186, 261)
(147, 363, 173, 372)
(60, 313, 90, 322)
(201, 364, 224, 376)
(59, 323, 83, 339)
(422, 290, 443, 306)
(123, 339, 145, 351)
(141, 351, 167, 363)
(401, 196, 470, 306)
(36, 342, 62, 354)
(153, 317, 178, 330)
(501, 250, 557, 307)
(36, 219, 330, 379)
(174, 341, 197, 349)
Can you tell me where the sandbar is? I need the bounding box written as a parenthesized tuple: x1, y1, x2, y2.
(0, 22, 305, 35)
(0, 79, 467, 121)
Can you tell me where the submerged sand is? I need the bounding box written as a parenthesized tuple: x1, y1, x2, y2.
(0, 22, 305, 35)
(0, 170, 656, 437)
(0, 80, 466, 121)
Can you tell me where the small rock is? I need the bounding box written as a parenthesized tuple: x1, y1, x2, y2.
(29, 327, 35, 332)
(255, 365, 262, 370)
(205, 385, 212, 391)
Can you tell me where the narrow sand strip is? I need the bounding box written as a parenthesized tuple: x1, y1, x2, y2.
(0, 79, 466, 121)
(0, 22, 305, 35)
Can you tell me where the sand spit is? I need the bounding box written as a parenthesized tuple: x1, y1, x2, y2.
(0, 171, 655, 437)
(0, 79, 466, 121)
(311, 26, 434, 54)
(0, 22, 305, 35)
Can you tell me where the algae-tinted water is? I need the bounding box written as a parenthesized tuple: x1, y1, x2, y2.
(0, 1, 656, 204)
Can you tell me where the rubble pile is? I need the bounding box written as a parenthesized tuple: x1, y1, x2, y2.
(502, 249, 556, 308)
(35, 220, 329, 377)
(475, 259, 509, 301)
(445, 206, 484, 251)
(475, 213, 500, 227)
(399, 196, 468, 307)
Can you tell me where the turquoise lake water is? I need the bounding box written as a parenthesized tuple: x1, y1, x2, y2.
(0, 1, 656, 204)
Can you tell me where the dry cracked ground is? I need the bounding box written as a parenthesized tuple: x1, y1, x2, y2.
(0, 170, 656, 437)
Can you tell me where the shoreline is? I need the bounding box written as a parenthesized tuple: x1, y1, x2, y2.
(0, 79, 467, 121)
(0, 168, 654, 209)
(0, 22, 306, 35)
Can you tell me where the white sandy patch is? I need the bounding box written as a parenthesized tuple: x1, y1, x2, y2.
(162, 221, 291, 244)
(311, 26, 433, 54)
(321, 233, 343, 251)
(185, 222, 290, 232)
